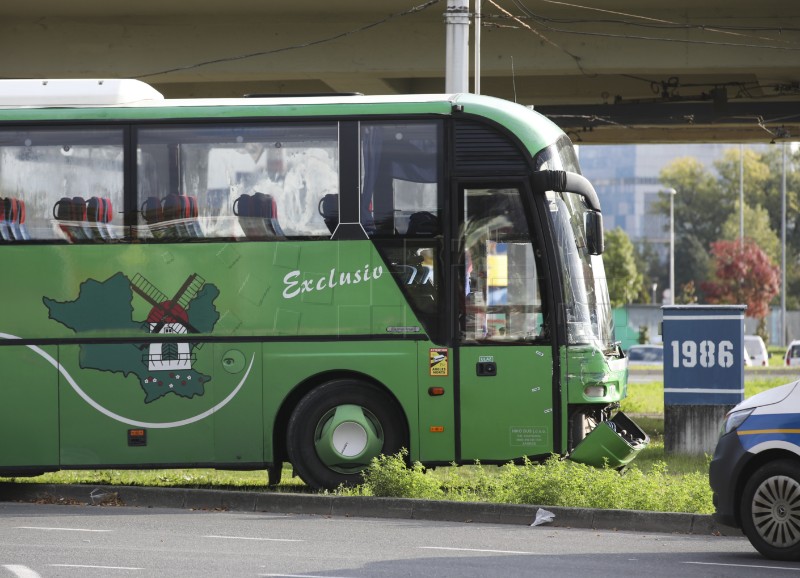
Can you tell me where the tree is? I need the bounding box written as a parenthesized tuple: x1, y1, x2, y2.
(633, 240, 662, 303)
(657, 157, 729, 250)
(701, 239, 780, 322)
(720, 202, 780, 262)
(715, 147, 770, 206)
(603, 227, 642, 307)
(674, 234, 712, 301)
(753, 147, 800, 252)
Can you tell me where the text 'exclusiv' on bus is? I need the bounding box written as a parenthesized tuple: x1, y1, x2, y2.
(0, 79, 648, 490)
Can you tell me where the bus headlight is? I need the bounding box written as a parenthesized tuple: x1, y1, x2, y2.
(584, 384, 607, 398)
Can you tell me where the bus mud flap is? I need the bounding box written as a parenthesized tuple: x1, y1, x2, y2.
(568, 411, 649, 469)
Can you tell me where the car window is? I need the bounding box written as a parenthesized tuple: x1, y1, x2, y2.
(629, 347, 662, 362)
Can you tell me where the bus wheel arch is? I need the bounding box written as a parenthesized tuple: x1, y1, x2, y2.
(284, 376, 408, 490)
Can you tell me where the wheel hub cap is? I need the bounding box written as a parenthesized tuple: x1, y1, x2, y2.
(331, 421, 368, 457)
(752, 475, 800, 548)
(313, 404, 384, 474)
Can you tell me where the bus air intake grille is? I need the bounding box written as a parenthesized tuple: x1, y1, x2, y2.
(453, 121, 528, 175)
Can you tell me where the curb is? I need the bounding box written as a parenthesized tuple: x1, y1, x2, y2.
(0, 483, 742, 537)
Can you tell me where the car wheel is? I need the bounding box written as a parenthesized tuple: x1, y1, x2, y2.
(741, 459, 800, 560)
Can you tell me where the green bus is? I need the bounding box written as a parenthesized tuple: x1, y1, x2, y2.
(0, 79, 646, 490)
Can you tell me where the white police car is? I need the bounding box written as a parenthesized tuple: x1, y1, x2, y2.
(710, 380, 800, 560)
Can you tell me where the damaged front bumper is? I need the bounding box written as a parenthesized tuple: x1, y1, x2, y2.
(568, 412, 649, 469)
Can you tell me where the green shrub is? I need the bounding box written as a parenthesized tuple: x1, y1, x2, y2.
(348, 451, 712, 514)
(358, 449, 444, 499)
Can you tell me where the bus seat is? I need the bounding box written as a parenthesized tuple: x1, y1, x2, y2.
(234, 192, 284, 238)
(0, 198, 8, 241)
(87, 196, 112, 240)
(161, 193, 182, 222)
(5, 198, 29, 241)
(16, 198, 30, 240)
(252, 192, 284, 237)
(53, 196, 88, 242)
(184, 195, 202, 237)
(232, 193, 250, 217)
(3, 197, 19, 241)
(233, 193, 253, 237)
(159, 193, 199, 238)
(318, 194, 339, 234)
(141, 196, 163, 225)
(406, 211, 439, 237)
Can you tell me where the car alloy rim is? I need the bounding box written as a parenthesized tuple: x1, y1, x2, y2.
(751, 475, 800, 548)
(313, 404, 384, 474)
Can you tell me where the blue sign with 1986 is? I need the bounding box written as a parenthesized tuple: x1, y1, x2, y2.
(662, 305, 746, 406)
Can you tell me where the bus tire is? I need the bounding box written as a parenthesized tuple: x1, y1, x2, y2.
(286, 380, 406, 490)
(740, 459, 800, 561)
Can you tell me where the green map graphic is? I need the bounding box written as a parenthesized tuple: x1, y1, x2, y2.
(43, 272, 220, 403)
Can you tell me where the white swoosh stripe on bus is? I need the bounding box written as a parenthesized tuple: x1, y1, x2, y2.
(0, 332, 253, 429)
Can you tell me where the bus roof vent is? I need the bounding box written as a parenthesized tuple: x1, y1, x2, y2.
(0, 79, 164, 107)
(453, 120, 528, 175)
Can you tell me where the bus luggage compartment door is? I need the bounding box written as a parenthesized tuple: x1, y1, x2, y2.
(458, 345, 553, 462)
(0, 344, 59, 470)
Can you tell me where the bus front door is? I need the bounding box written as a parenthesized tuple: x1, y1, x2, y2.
(456, 185, 555, 462)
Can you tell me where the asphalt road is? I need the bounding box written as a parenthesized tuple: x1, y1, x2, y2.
(0, 502, 787, 578)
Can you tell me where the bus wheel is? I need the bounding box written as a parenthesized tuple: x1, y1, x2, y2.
(741, 459, 800, 560)
(286, 380, 405, 490)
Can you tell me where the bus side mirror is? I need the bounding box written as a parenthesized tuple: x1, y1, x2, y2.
(585, 210, 604, 255)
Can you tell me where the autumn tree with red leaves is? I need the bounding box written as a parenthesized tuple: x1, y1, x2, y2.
(701, 239, 780, 324)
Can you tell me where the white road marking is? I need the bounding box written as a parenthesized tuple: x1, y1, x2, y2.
(15, 526, 111, 533)
(684, 561, 800, 572)
(3, 565, 42, 578)
(419, 546, 536, 555)
(203, 535, 304, 542)
(49, 565, 142, 571)
(259, 575, 356, 578)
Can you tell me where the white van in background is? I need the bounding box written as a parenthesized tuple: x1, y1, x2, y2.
(744, 335, 770, 367)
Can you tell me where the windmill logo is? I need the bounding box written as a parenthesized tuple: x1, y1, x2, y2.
(44, 271, 222, 406)
(130, 273, 206, 372)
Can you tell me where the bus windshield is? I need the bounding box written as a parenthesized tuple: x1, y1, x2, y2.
(535, 138, 614, 352)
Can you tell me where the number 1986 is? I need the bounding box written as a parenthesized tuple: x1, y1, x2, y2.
(670, 340, 735, 368)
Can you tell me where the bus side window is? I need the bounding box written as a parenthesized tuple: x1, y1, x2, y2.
(137, 123, 338, 240)
(360, 122, 441, 238)
(0, 127, 124, 243)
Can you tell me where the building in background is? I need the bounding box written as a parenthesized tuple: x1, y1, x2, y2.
(579, 143, 735, 247)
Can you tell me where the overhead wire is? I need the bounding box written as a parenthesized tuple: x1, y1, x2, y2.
(527, 0, 800, 46)
(501, 0, 800, 51)
(137, 0, 442, 79)
(487, 0, 800, 97)
(485, 0, 592, 76)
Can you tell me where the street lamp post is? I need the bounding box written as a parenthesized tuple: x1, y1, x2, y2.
(664, 188, 677, 305)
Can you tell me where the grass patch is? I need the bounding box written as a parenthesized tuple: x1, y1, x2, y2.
(1, 465, 304, 492)
(342, 452, 713, 514)
(622, 377, 792, 416)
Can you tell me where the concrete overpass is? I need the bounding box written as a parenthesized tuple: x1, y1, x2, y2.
(2, 0, 798, 143)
